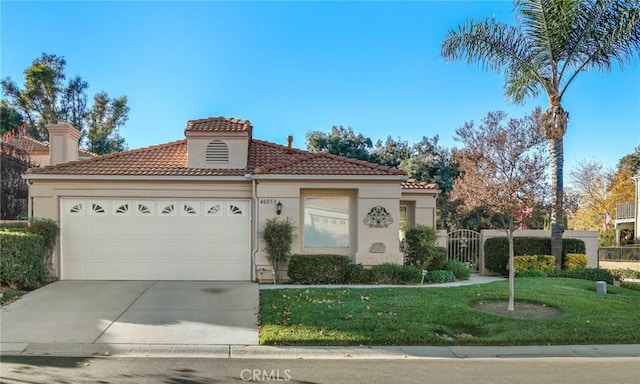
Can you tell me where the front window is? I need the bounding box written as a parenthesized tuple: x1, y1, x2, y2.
(303, 196, 349, 248)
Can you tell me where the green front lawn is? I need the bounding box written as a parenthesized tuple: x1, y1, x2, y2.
(259, 278, 640, 346)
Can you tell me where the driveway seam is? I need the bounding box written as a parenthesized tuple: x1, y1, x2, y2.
(91, 281, 158, 344)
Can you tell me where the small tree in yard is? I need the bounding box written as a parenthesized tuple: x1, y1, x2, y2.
(261, 217, 295, 284)
(452, 109, 548, 311)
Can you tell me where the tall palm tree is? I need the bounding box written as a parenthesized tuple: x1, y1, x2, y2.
(442, 0, 640, 269)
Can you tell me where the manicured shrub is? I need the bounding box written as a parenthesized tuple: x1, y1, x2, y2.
(562, 238, 587, 256)
(513, 255, 556, 274)
(26, 218, 59, 254)
(371, 263, 422, 284)
(443, 260, 471, 280)
(551, 268, 614, 284)
(262, 217, 295, 283)
(609, 268, 640, 280)
(564, 253, 587, 271)
(287, 254, 351, 284)
(425, 246, 447, 270)
(345, 263, 375, 284)
(426, 270, 455, 284)
(516, 269, 548, 277)
(0, 230, 47, 289)
(484, 237, 586, 275)
(404, 225, 445, 269)
(0, 222, 28, 231)
(397, 265, 423, 283)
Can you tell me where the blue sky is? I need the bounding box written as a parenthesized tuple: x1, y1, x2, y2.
(1, 1, 639, 171)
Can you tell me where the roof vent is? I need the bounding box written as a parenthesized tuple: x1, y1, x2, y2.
(206, 140, 229, 163)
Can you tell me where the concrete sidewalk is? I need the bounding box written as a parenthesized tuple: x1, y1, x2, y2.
(259, 274, 504, 289)
(1, 343, 638, 359)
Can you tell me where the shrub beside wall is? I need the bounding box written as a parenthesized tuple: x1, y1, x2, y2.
(564, 253, 588, 271)
(371, 263, 422, 284)
(0, 231, 47, 289)
(287, 254, 351, 284)
(484, 237, 586, 275)
(513, 255, 556, 274)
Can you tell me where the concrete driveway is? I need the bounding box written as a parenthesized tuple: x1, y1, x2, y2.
(0, 281, 259, 346)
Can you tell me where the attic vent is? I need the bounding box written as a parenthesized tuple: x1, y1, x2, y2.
(206, 140, 229, 163)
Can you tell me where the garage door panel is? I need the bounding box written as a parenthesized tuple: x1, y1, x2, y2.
(62, 198, 251, 280)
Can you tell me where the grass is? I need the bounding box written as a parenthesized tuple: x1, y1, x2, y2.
(0, 287, 25, 305)
(259, 278, 640, 346)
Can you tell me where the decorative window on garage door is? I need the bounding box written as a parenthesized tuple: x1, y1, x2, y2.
(227, 202, 246, 217)
(159, 202, 177, 216)
(113, 202, 131, 216)
(204, 201, 223, 217)
(89, 201, 108, 215)
(181, 201, 200, 216)
(135, 201, 154, 216)
(66, 200, 85, 215)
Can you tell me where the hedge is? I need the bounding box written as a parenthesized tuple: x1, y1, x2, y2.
(287, 254, 351, 284)
(513, 255, 556, 274)
(484, 237, 586, 275)
(0, 230, 47, 289)
(564, 253, 588, 271)
(371, 263, 422, 284)
(551, 268, 614, 284)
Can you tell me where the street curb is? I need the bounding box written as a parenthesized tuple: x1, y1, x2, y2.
(2, 343, 638, 359)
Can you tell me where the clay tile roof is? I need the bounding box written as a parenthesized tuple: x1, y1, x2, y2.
(402, 178, 440, 190)
(27, 137, 406, 178)
(185, 117, 252, 133)
(19, 135, 96, 157)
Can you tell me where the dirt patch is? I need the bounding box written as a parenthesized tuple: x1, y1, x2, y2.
(472, 301, 562, 319)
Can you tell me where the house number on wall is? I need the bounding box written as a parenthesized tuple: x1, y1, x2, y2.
(260, 199, 277, 205)
(363, 206, 394, 228)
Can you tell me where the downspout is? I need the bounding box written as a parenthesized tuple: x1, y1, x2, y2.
(251, 176, 259, 282)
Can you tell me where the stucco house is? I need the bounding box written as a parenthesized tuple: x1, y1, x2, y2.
(24, 117, 440, 281)
(613, 173, 639, 245)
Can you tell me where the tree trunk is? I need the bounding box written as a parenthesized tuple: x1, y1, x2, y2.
(549, 137, 564, 270)
(507, 218, 515, 312)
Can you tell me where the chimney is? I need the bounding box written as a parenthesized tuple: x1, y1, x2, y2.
(46, 123, 80, 165)
(287, 135, 293, 148)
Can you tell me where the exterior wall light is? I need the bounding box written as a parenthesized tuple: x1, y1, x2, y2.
(276, 201, 283, 215)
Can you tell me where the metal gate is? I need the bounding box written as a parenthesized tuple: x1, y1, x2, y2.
(447, 229, 481, 271)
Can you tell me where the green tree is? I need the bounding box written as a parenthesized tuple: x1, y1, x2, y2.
(442, 0, 640, 270)
(86, 92, 129, 154)
(306, 125, 373, 161)
(0, 101, 23, 135)
(617, 145, 640, 176)
(400, 136, 460, 230)
(370, 136, 412, 168)
(2, 53, 129, 154)
(452, 110, 548, 311)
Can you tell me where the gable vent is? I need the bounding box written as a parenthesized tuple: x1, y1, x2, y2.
(206, 140, 229, 163)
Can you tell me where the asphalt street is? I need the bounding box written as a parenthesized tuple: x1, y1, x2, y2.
(1, 356, 639, 384)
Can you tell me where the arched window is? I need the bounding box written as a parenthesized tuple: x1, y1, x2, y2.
(206, 140, 229, 163)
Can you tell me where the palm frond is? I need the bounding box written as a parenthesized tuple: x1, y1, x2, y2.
(559, 0, 640, 97)
(442, 18, 548, 103)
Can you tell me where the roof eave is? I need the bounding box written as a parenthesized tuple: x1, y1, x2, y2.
(23, 174, 252, 182)
(252, 174, 408, 181)
(401, 188, 442, 194)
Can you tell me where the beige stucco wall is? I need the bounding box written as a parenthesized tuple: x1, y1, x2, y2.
(599, 261, 640, 272)
(254, 180, 406, 269)
(29, 176, 439, 281)
(480, 229, 599, 273)
(186, 137, 249, 169)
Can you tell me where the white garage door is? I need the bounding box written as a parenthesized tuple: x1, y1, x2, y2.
(61, 198, 251, 280)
